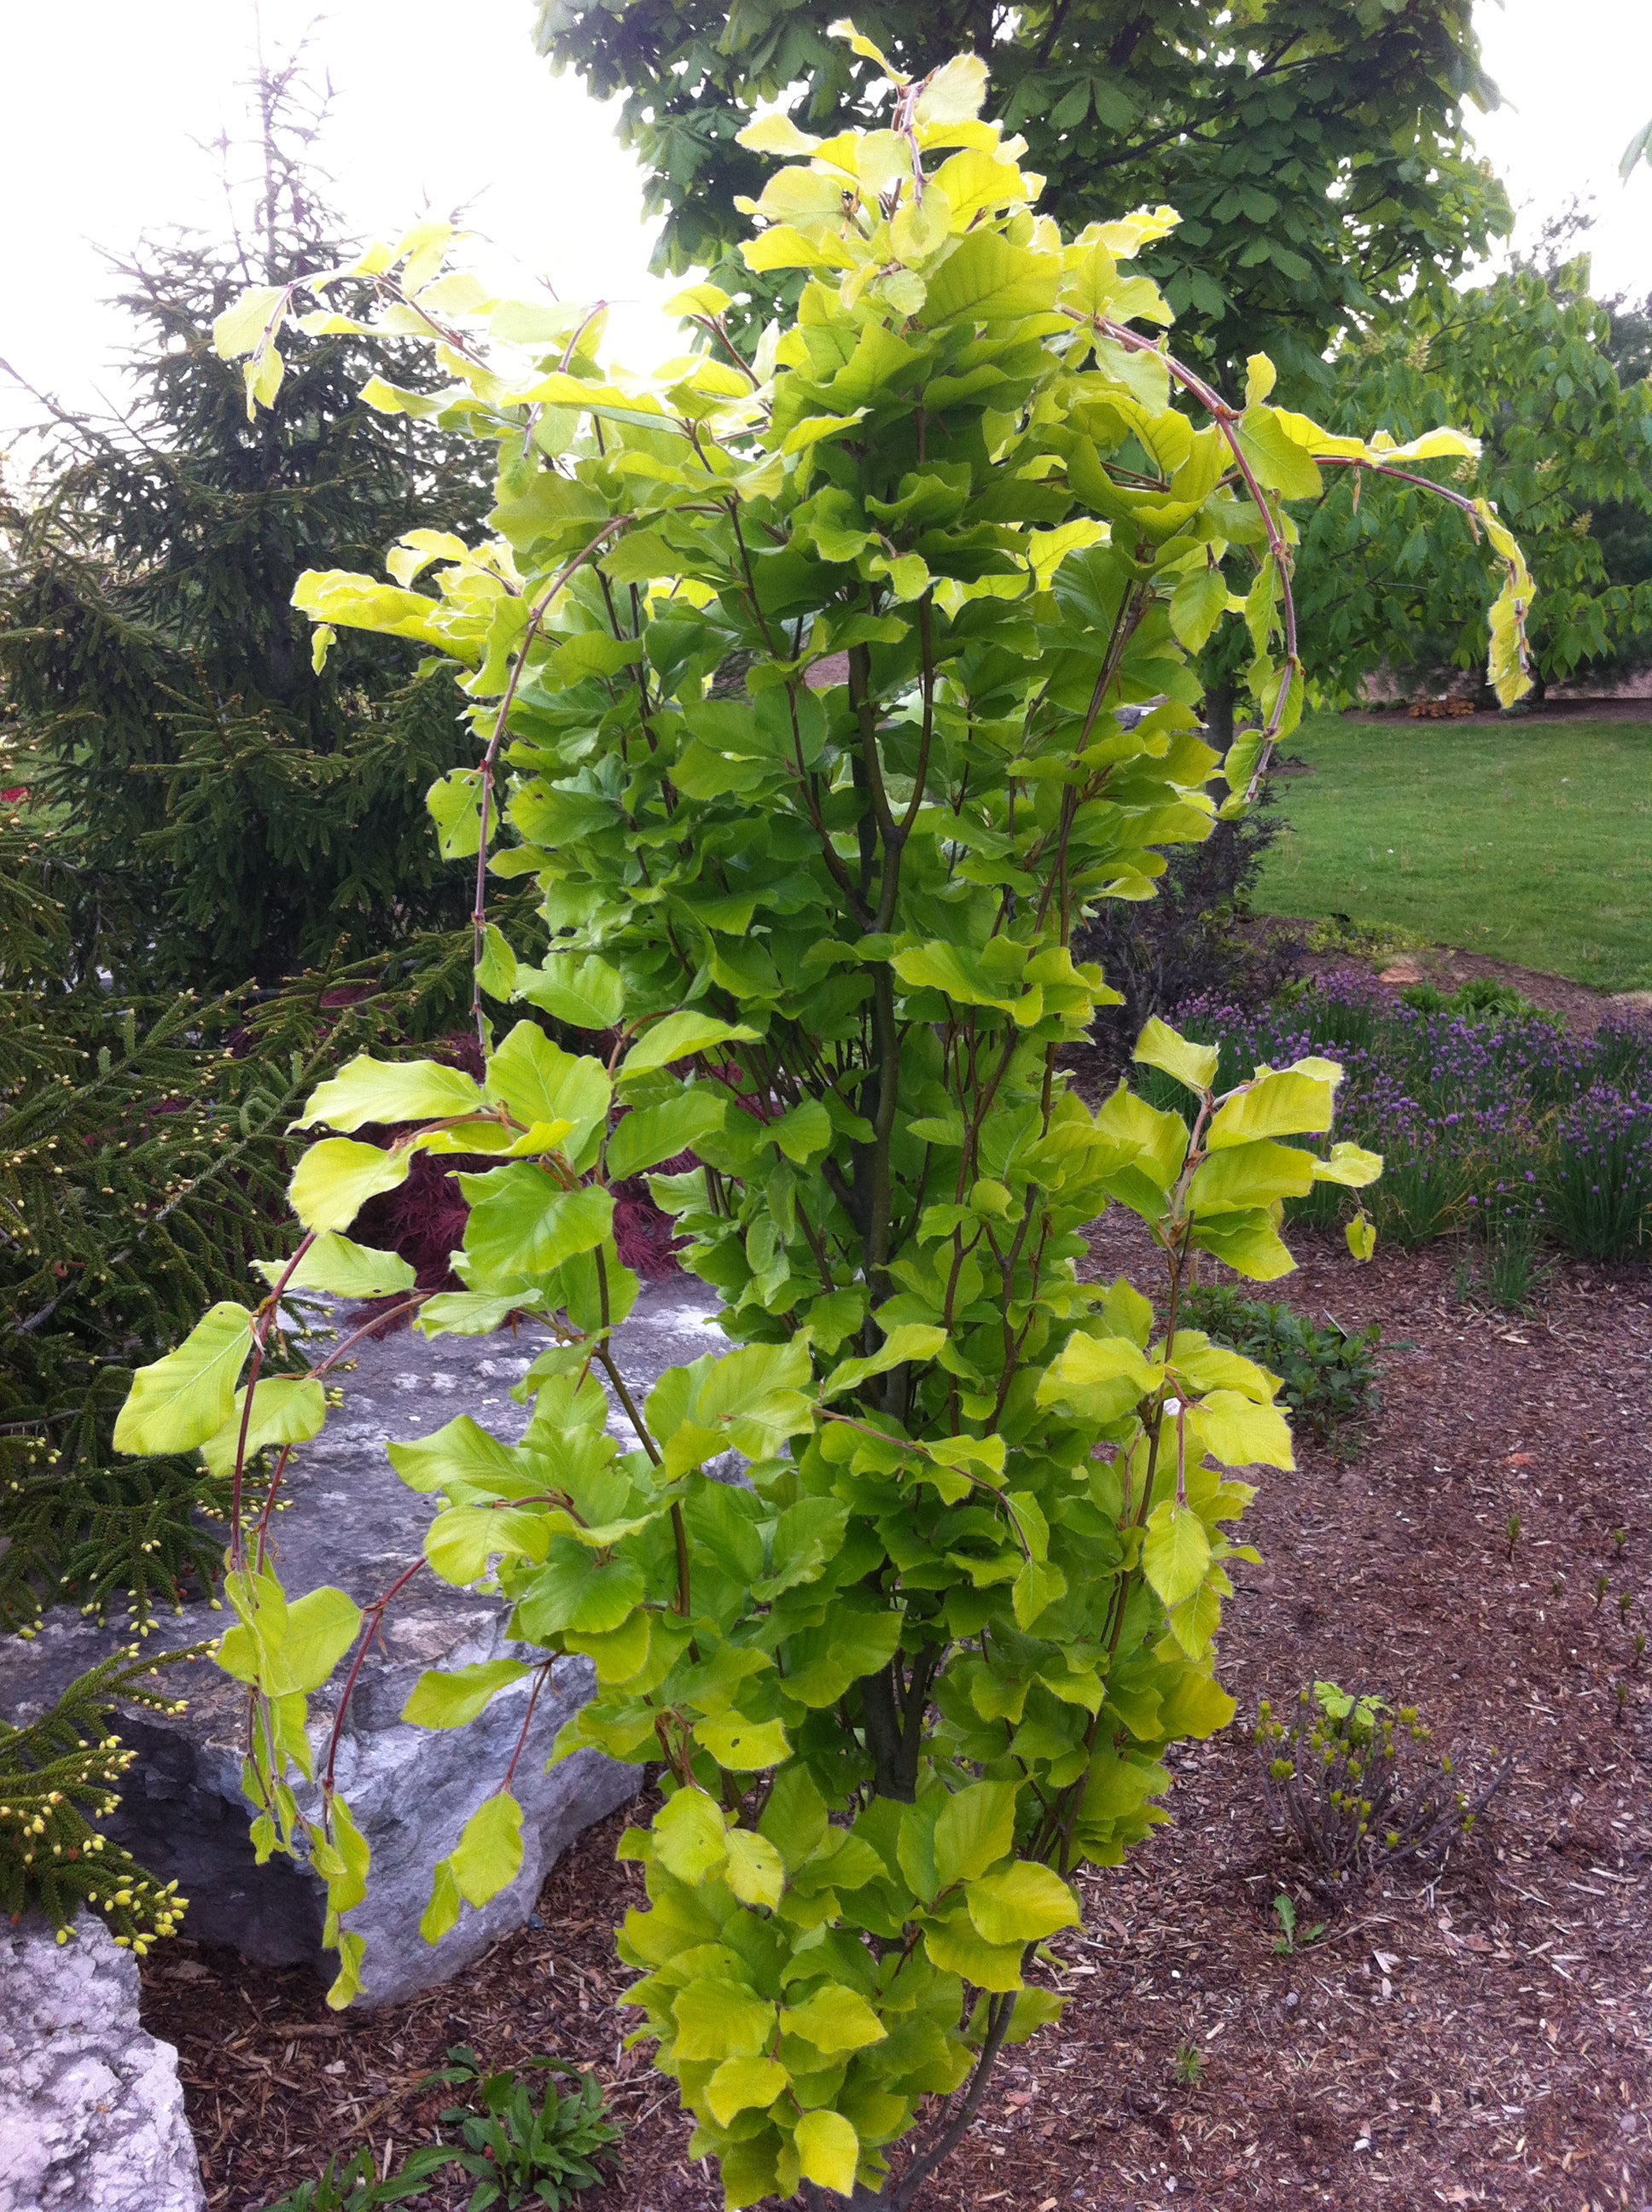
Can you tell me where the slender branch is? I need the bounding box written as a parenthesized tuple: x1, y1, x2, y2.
(469, 517, 632, 1057)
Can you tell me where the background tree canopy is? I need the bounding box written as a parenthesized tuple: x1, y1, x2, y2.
(532, 0, 1509, 392)
(0, 62, 490, 988)
(1296, 254, 1652, 701)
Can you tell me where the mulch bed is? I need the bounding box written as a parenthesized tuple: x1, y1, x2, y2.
(139, 1226, 1652, 2212)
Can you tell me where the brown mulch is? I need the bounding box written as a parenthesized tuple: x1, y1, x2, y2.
(139, 1229, 1652, 2212)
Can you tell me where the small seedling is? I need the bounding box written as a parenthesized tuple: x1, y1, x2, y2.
(1172, 2039, 1206, 2087)
(1632, 1633, 1646, 1669)
(1612, 1528, 1630, 1558)
(1505, 1511, 1521, 1563)
(1596, 1574, 1611, 1611)
(1620, 1589, 1635, 1625)
(1271, 1893, 1327, 1955)
(1614, 1680, 1630, 1725)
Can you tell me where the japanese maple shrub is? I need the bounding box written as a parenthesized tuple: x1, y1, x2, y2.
(117, 29, 1530, 2209)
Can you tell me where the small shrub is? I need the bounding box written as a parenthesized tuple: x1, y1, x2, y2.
(257, 2146, 457, 2212)
(427, 2048, 620, 2211)
(1182, 1285, 1378, 1445)
(1256, 1682, 1511, 1902)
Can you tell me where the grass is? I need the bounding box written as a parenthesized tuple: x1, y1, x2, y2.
(1253, 713, 1652, 992)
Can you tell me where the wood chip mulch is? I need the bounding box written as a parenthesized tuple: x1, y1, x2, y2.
(139, 1228, 1652, 2212)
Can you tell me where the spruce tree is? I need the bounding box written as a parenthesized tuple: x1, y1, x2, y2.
(0, 58, 491, 987)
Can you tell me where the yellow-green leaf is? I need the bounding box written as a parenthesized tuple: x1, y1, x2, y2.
(113, 1303, 253, 1456)
(964, 1860, 1081, 1944)
(288, 1138, 413, 1234)
(794, 2108, 861, 2195)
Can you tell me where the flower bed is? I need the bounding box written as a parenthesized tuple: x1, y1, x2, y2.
(1160, 978, 1652, 1260)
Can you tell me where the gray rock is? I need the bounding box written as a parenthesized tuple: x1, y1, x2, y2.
(0, 1912, 205, 2212)
(0, 1279, 727, 2006)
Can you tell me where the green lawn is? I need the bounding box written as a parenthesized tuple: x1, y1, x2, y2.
(1253, 713, 1652, 992)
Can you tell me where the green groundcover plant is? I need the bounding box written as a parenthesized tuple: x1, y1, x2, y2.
(116, 30, 1528, 2206)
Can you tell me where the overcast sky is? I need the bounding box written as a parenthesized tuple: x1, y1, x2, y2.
(3, 0, 1650, 449)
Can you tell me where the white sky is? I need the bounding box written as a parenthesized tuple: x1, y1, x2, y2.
(2, 0, 1650, 451)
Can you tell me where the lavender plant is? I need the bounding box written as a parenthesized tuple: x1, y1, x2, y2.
(1175, 981, 1652, 1262)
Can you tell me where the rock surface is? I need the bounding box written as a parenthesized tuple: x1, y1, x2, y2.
(0, 1279, 726, 2005)
(0, 1912, 205, 2212)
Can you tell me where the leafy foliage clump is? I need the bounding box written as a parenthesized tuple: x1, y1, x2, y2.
(255, 2146, 458, 2212)
(1256, 1681, 1511, 1902)
(1299, 267, 1652, 700)
(1179, 1284, 1377, 1447)
(533, 0, 1509, 392)
(429, 2047, 621, 2210)
(0, 1642, 195, 1949)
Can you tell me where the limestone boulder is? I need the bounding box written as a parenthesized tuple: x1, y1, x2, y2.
(0, 1279, 727, 2005)
(0, 1912, 205, 2212)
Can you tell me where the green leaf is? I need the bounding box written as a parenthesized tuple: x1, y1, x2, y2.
(705, 2056, 789, 2128)
(515, 952, 627, 1031)
(654, 1787, 729, 1883)
(1236, 405, 1323, 501)
(1132, 1017, 1218, 1095)
(608, 1090, 726, 1180)
(1142, 1502, 1210, 1607)
(695, 1712, 792, 1770)
(794, 2109, 861, 2196)
(413, 1290, 545, 1337)
(297, 1054, 481, 1132)
(780, 1983, 887, 2054)
(212, 286, 284, 358)
(1346, 1211, 1377, 1262)
(484, 1022, 612, 1152)
(420, 1859, 463, 1947)
(1191, 1389, 1294, 1471)
(1035, 1332, 1159, 1423)
(1207, 1066, 1339, 1150)
(458, 1167, 614, 1283)
(922, 230, 1059, 325)
(1189, 1208, 1295, 1282)
(512, 1541, 643, 1632)
(449, 1791, 525, 1906)
(934, 1779, 1018, 1888)
(199, 1376, 326, 1480)
(425, 769, 485, 858)
(253, 1233, 417, 1300)
(113, 1302, 253, 1456)
(288, 1138, 413, 1234)
(1315, 1142, 1382, 1190)
(724, 1828, 787, 1909)
(387, 1414, 524, 1495)
(1187, 1138, 1316, 1214)
(619, 1011, 760, 1085)
(672, 1978, 775, 2062)
(821, 1322, 945, 1401)
(264, 1586, 363, 1697)
(1168, 565, 1229, 655)
(401, 1659, 533, 1729)
(922, 1904, 1026, 1992)
(964, 1861, 1081, 1944)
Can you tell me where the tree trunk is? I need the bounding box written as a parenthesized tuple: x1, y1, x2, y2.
(1202, 673, 1236, 755)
